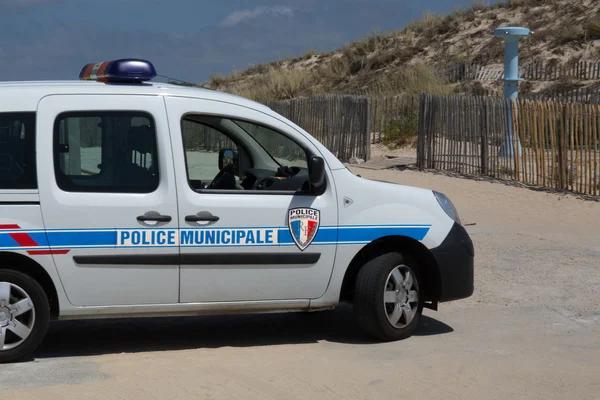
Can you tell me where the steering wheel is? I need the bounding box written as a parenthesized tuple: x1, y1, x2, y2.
(207, 163, 237, 190)
(254, 176, 274, 190)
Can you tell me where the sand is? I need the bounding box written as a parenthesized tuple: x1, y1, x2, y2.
(1, 166, 599, 400)
(350, 166, 600, 315)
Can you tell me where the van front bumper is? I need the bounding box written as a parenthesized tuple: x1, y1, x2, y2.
(431, 222, 474, 302)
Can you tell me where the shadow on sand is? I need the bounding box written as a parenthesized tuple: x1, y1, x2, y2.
(31, 304, 453, 359)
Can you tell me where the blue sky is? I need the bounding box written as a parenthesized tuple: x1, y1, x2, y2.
(0, 0, 504, 83)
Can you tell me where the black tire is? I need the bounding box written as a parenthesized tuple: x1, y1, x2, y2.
(0, 269, 50, 363)
(353, 252, 424, 341)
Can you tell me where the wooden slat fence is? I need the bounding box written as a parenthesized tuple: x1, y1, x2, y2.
(418, 93, 600, 196)
(475, 66, 504, 82)
(440, 62, 483, 82)
(438, 65, 503, 82)
(511, 99, 600, 195)
(522, 60, 600, 81)
(181, 95, 371, 162)
(523, 87, 600, 104)
(417, 94, 514, 178)
(264, 94, 371, 161)
(80, 94, 372, 163)
(368, 94, 419, 145)
(442, 61, 600, 83)
(181, 119, 235, 151)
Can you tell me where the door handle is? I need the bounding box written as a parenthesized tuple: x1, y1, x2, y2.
(185, 213, 220, 222)
(137, 214, 172, 223)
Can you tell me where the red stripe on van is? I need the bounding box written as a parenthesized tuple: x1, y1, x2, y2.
(27, 250, 70, 256)
(0, 224, 21, 230)
(9, 232, 38, 247)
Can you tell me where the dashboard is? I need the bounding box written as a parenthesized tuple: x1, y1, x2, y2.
(190, 165, 310, 192)
(241, 167, 309, 191)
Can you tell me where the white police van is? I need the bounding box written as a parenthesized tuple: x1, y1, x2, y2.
(0, 59, 473, 363)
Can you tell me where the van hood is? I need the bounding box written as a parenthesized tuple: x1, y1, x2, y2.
(331, 168, 457, 248)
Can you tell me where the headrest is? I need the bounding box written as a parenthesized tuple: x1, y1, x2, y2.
(127, 125, 155, 154)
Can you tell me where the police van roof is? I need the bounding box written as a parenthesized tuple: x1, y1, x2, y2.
(0, 58, 272, 112)
(0, 79, 271, 113)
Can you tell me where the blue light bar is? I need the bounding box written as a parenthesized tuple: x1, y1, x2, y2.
(79, 59, 157, 83)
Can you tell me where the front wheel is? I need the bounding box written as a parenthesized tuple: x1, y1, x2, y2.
(353, 252, 423, 341)
(0, 270, 50, 363)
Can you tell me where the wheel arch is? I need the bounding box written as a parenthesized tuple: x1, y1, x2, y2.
(0, 252, 59, 319)
(339, 235, 441, 305)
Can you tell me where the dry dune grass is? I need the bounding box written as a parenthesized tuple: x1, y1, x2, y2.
(218, 63, 450, 102)
(201, 0, 600, 101)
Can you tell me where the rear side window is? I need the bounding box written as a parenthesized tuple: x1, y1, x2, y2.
(0, 112, 37, 190)
(53, 111, 159, 193)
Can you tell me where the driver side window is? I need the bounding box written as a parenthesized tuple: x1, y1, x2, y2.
(234, 120, 308, 169)
(181, 119, 241, 190)
(181, 115, 312, 193)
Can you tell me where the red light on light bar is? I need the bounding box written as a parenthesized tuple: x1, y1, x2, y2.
(79, 59, 157, 83)
(80, 61, 111, 81)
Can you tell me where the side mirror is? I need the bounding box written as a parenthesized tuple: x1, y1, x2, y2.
(218, 148, 238, 170)
(308, 155, 326, 191)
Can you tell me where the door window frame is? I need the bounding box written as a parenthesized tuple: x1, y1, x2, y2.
(180, 115, 253, 191)
(52, 110, 160, 194)
(179, 113, 326, 196)
(0, 112, 37, 190)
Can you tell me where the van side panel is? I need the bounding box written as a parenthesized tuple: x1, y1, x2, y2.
(0, 198, 70, 312)
(0, 110, 69, 312)
(310, 168, 455, 308)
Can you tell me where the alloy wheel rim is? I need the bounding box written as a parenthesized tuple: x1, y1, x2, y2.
(0, 282, 36, 351)
(383, 265, 419, 329)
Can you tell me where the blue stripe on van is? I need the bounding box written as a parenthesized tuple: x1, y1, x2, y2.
(45, 230, 117, 247)
(0, 225, 431, 251)
(0, 234, 19, 248)
(337, 226, 430, 243)
(277, 225, 429, 245)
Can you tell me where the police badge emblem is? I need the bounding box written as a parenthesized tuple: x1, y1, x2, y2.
(288, 208, 320, 251)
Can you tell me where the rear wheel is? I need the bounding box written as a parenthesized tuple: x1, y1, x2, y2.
(353, 252, 423, 341)
(0, 270, 49, 363)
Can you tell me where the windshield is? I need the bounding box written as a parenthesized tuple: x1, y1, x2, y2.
(232, 120, 308, 168)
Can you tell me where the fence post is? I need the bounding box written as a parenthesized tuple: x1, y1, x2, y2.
(364, 97, 371, 161)
(427, 95, 436, 169)
(558, 103, 567, 189)
(416, 93, 427, 169)
(481, 97, 489, 174)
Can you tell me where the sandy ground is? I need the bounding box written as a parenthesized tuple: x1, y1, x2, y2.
(1, 167, 599, 400)
(369, 142, 417, 162)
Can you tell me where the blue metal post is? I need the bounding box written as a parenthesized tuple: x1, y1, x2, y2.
(494, 27, 530, 157)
